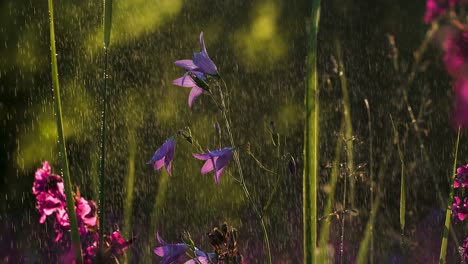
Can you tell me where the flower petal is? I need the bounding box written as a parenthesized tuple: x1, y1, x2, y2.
(174, 59, 198, 71)
(173, 75, 196, 88)
(188, 86, 204, 107)
(193, 51, 218, 75)
(193, 153, 211, 160)
(164, 142, 176, 175)
(201, 158, 216, 174)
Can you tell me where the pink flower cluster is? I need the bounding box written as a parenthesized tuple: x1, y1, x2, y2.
(33, 161, 131, 262)
(424, 0, 468, 128)
(451, 165, 468, 260)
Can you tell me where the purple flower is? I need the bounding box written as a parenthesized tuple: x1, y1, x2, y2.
(193, 148, 234, 184)
(109, 231, 132, 258)
(443, 30, 468, 79)
(173, 72, 206, 107)
(154, 232, 189, 264)
(461, 237, 468, 261)
(147, 137, 177, 175)
(175, 32, 218, 76)
(455, 164, 468, 188)
(424, 0, 448, 23)
(452, 196, 468, 221)
(453, 78, 468, 128)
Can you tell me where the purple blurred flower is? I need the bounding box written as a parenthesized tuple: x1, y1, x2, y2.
(424, 0, 448, 23)
(461, 237, 468, 261)
(193, 148, 234, 184)
(175, 32, 218, 76)
(147, 137, 177, 175)
(173, 72, 206, 107)
(154, 232, 189, 264)
(453, 78, 468, 128)
(454, 164, 468, 188)
(452, 196, 468, 221)
(443, 30, 468, 78)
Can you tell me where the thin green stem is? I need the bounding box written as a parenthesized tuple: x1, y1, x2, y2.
(364, 99, 374, 264)
(390, 115, 406, 235)
(439, 127, 461, 264)
(218, 76, 272, 263)
(123, 132, 136, 264)
(47, 0, 82, 262)
(99, 0, 112, 248)
(318, 123, 344, 263)
(304, 1, 321, 263)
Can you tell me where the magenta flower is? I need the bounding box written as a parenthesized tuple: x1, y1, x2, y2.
(175, 32, 218, 76)
(173, 72, 206, 107)
(452, 196, 468, 221)
(453, 78, 468, 128)
(461, 237, 468, 261)
(455, 165, 468, 188)
(443, 30, 468, 78)
(193, 148, 234, 184)
(147, 137, 177, 175)
(424, 0, 448, 23)
(108, 231, 132, 258)
(154, 232, 189, 264)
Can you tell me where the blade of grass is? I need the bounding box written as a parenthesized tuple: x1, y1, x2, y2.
(390, 115, 405, 234)
(317, 123, 344, 263)
(439, 127, 462, 264)
(304, 0, 321, 262)
(335, 40, 355, 209)
(98, 0, 112, 247)
(123, 132, 136, 264)
(364, 99, 374, 264)
(47, 0, 83, 262)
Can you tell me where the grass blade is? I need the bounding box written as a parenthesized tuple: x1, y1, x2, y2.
(47, 0, 83, 262)
(439, 127, 462, 264)
(364, 99, 374, 264)
(303, 0, 321, 262)
(123, 132, 136, 263)
(390, 115, 405, 234)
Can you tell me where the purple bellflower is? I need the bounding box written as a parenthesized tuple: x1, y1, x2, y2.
(154, 232, 189, 264)
(148, 137, 176, 175)
(173, 73, 206, 107)
(175, 32, 218, 76)
(193, 148, 234, 184)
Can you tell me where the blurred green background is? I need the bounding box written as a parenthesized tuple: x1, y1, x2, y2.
(1, 0, 468, 263)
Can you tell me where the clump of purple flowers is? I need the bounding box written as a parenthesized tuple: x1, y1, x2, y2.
(33, 161, 132, 262)
(450, 164, 468, 260)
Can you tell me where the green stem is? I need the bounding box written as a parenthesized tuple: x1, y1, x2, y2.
(218, 76, 272, 263)
(304, 1, 321, 263)
(390, 115, 405, 234)
(439, 127, 461, 264)
(364, 99, 374, 264)
(318, 123, 344, 263)
(47, 0, 83, 262)
(99, 0, 112, 247)
(123, 132, 136, 264)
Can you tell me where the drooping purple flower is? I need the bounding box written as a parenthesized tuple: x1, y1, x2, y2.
(443, 30, 468, 78)
(175, 32, 218, 76)
(173, 72, 206, 107)
(452, 196, 468, 221)
(454, 164, 468, 188)
(147, 137, 177, 175)
(453, 78, 468, 128)
(193, 148, 234, 184)
(154, 232, 189, 264)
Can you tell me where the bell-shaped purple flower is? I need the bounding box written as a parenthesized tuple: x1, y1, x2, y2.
(175, 32, 218, 76)
(154, 232, 189, 264)
(173, 72, 205, 107)
(147, 137, 176, 175)
(193, 148, 234, 184)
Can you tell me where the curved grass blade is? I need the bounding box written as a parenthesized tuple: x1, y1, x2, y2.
(390, 115, 405, 234)
(47, 0, 83, 262)
(439, 127, 462, 264)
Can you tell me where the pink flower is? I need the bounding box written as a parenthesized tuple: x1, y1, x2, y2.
(193, 148, 234, 184)
(453, 78, 468, 128)
(443, 30, 468, 78)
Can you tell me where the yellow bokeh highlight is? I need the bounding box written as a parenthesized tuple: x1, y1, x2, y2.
(86, 0, 183, 51)
(234, 1, 286, 70)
